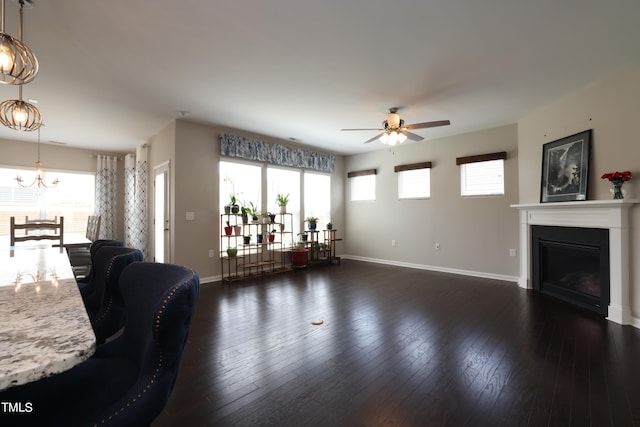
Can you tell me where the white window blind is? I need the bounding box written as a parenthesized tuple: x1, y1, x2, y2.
(460, 159, 504, 196)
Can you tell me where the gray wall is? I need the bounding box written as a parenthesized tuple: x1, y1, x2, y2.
(344, 124, 520, 280)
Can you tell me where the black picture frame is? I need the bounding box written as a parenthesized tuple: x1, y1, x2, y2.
(540, 129, 591, 203)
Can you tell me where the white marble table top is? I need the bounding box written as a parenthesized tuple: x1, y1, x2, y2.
(0, 247, 96, 391)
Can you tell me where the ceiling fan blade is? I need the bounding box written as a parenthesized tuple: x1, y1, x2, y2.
(363, 133, 384, 144)
(404, 120, 451, 130)
(402, 131, 424, 142)
(341, 128, 385, 131)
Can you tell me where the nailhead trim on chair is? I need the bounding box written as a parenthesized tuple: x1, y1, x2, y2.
(94, 268, 196, 426)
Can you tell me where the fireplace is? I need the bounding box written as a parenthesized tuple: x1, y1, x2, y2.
(512, 200, 637, 325)
(531, 225, 609, 316)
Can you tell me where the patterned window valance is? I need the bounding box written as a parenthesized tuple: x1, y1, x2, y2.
(220, 133, 335, 173)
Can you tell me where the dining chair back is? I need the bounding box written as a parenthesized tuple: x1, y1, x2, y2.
(68, 215, 102, 278)
(24, 215, 58, 235)
(10, 216, 64, 247)
(85, 215, 101, 241)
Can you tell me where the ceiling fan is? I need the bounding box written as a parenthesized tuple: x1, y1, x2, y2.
(341, 108, 450, 145)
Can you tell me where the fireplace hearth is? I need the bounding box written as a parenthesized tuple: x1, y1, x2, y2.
(532, 225, 609, 316)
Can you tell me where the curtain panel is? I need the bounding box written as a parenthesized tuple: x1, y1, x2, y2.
(124, 146, 149, 259)
(95, 155, 118, 240)
(220, 133, 335, 173)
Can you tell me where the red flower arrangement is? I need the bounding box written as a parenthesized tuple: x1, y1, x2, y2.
(601, 171, 632, 182)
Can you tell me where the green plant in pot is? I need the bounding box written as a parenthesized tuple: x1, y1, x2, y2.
(326, 222, 333, 230)
(276, 193, 289, 214)
(298, 231, 308, 242)
(226, 247, 238, 257)
(240, 206, 250, 224)
(306, 216, 318, 230)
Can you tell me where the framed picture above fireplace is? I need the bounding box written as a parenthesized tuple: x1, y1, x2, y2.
(540, 129, 592, 203)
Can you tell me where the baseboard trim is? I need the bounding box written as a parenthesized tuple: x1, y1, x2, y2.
(341, 255, 519, 283)
(200, 274, 222, 285)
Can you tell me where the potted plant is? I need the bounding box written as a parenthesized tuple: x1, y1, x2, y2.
(289, 241, 308, 268)
(257, 233, 264, 244)
(326, 222, 333, 230)
(234, 224, 242, 235)
(298, 232, 308, 242)
(226, 247, 237, 257)
(268, 229, 276, 242)
(306, 216, 318, 230)
(243, 235, 251, 245)
(276, 193, 289, 214)
(229, 194, 240, 214)
(240, 206, 250, 224)
(247, 201, 259, 222)
(224, 221, 233, 236)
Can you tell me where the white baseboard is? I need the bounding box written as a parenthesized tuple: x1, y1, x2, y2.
(340, 255, 519, 283)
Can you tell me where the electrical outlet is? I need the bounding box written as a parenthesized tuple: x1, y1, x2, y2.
(435, 243, 440, 251)
(509, 248, 517, 257)
(186, 211, 195, 221)
(391, 239, 396, 247)
(208, 249, 215, 258)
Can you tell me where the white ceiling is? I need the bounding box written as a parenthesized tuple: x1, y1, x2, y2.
(1, 0, 639, 155)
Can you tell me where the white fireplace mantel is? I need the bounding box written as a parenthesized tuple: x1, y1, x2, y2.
(512, 200, 639, 325)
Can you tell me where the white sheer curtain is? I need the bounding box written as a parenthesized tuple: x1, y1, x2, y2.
(95, 155, 118, 240)
(124, 145, 149, 259)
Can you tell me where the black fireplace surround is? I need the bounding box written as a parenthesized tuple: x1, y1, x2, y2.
(531, 225, 610, 316)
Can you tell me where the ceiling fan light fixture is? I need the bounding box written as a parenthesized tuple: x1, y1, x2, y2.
(0, 0, 38, 85)
(387, 112, 401, 129)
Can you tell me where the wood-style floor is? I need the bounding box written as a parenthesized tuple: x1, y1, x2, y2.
(152, 260, 640, 426)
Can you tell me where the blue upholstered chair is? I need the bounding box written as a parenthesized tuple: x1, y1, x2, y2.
(0, 262, 200, 426)
(76, 239, 124, 298)
(85, 246, 143, 344)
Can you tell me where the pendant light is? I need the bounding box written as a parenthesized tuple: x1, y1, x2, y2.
(0, 83, 41, 130)
(0, 0, 38, 85)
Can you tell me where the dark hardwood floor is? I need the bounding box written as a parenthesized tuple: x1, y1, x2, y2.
(152, 260, 640, 426)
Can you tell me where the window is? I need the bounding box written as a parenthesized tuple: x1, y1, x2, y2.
(348, 169, 376, 201)
(219, 161, 262, 252)
(219, 161, 261, 214)
(0, 166, 95, 235)
(268, 166, 300, 244)
(457, 152, 506, 196)
(396, 162, 431, 199)
(304, 171, 330, 230)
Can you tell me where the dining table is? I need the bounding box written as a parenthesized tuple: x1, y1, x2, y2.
(0, 246, 96, 392)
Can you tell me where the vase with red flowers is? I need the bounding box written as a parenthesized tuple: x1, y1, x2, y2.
(601, 171, 632, 199)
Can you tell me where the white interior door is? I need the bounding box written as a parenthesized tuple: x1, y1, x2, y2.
(154, 163, 170, 263)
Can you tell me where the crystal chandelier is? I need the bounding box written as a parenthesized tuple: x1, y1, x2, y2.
(0, 0, 38, 85)
(15, 127, 59, 188)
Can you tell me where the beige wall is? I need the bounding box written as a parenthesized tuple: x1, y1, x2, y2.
(167, 120, 346, 282)
(518, 64, 640, 322)
(344, 124, 520, 280)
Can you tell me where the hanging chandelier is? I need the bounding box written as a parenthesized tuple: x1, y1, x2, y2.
(0, 0, 38, 85)
(15, 127, 59, 188)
